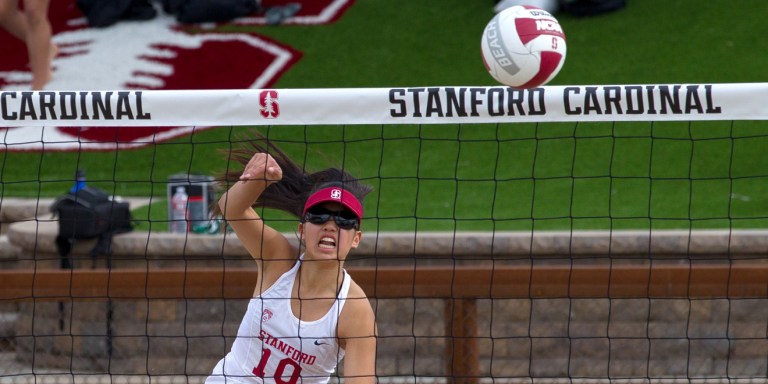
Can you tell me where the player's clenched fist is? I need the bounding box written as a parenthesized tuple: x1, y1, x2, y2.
(240, 153, 283, 184)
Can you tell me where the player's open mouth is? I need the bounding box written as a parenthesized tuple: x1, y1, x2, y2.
(318, 236, 336, 249)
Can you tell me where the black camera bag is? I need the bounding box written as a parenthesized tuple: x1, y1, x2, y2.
(52, 187, 133, 239)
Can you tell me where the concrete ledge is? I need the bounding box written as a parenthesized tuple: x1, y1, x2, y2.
(5, 198, 768, 258)
(7, 220, 768, 258)
(0, 235, 20, 261)
(0, 198, 55, 223)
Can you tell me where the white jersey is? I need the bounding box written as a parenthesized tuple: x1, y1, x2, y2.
(206, 256, 351, 384)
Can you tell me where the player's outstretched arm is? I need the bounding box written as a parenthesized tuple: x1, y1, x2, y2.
(218, 152, 293, 261)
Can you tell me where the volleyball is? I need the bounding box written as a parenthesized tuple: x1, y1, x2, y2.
(480, 5, 567, 89)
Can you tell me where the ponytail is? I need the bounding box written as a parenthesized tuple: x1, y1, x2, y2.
(217, 132, 372, 218)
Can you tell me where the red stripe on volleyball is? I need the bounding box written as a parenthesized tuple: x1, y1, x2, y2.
(519, 51, 562, 89)
(515, 18, 565, 45)
(482, 49, 491, 71)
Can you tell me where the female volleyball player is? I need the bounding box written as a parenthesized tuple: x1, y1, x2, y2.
(206, 137, 377, 384)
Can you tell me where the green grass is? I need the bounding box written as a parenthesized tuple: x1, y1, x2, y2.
(4, 0, 768, 232)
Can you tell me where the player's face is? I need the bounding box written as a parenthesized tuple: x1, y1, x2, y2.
(300, 202, 361, 261)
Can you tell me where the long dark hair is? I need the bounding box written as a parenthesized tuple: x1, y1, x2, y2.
(217, 132, 373, 219)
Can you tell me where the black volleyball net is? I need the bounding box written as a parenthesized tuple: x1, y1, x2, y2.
(1, 85, 767, 383)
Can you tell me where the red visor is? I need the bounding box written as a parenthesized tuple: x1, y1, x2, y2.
(302, 187, 363, 219)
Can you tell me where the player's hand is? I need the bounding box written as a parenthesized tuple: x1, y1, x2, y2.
(240, 153, 283, 184)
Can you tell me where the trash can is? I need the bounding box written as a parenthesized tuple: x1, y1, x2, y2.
(167, 173, 216, 233)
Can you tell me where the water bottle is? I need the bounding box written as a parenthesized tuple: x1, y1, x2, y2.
(170, 186, 189, 233)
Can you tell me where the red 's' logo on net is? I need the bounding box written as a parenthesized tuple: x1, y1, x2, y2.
(259, 90, 280, 119)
